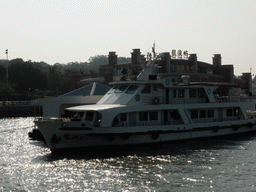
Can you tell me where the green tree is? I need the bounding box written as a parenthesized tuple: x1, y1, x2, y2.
(9, 61, 48, 93)
(0, 65, 6, 81)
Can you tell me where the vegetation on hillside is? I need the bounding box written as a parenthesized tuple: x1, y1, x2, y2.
(0, 55, 130, 99)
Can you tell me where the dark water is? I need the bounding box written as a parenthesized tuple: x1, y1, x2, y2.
(1, 118, 256, 191)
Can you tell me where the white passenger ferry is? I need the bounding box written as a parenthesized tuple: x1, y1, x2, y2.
(34, 57, 256, 151)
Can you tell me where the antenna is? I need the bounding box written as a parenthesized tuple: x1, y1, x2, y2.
(152, 41, 156, 58)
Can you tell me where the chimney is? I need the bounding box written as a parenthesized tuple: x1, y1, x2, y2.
(108, 52, 117, 67)
(131, 49, 141, 64)
(189, 54, 197, 69)
(162, 52, 171, 73)
(213, 54, 221, 67)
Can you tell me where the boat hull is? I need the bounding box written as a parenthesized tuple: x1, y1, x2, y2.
(35, 120, 256, 151)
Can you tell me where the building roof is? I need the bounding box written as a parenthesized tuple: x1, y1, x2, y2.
(58, 82, 111, 98)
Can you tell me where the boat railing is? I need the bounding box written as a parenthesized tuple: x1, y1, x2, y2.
(164, 120, 184, 125)
(191, 118, 217, 124)
(128, 121, 162, 127)
(169, 99, 197, 104)
(34, 117, 71, 122)
(223, 116, 242, 121)
(117, 120, 185, 127)
(141, 96, 165, 104)
(216, 95, 248, 102)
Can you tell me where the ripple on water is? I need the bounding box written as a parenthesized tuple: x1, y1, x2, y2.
(1, 118, 256, 191)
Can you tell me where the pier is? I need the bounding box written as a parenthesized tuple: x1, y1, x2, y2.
(0, 101, 42, 118)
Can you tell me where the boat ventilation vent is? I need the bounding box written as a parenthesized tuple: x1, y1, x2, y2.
(181, 75, 190, 85)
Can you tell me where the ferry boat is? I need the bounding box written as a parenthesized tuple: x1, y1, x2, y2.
(34, 56, 256, 151)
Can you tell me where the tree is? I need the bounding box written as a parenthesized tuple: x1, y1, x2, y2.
(0, 65, 6, 81)
(9, 61, 48, 93)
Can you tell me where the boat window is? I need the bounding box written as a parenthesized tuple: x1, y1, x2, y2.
(120, 113, 127, 121)
(114, 85, 129, 93)
(112, 116, 119, 127)
(125, 85, 139, 94)
(170, 110, 181, 120)
(141, 85, 151, 94)
(108, 86, 117, 94)
(85, 111, 94, 121)
(226, 109, 233, 116)
(172, 89, 177, 98)
(191, 110, 198, 119)
(178, 89, 184, 98)
(139, 112, 148, 121)
(150, 111, 158, 120)
(189, 89, 197, 98)
(72, 112, 84, 119)
(94, 112, 101, 122)
(233, 108, 240, 116)
(71, 112, 77, 118)
(199, 110, 206, 118)
(198, 88, 205, 98)
(207, 110, 214, 118)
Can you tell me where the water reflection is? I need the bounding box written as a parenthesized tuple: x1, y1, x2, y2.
(1, 117, 256, 191)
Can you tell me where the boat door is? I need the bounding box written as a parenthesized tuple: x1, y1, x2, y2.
(218, 108, 223, 121)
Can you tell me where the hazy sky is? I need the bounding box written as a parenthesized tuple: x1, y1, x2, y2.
(1, 0, 256, 75)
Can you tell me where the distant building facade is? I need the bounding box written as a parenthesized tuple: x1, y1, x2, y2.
(76, 48, 251, 95)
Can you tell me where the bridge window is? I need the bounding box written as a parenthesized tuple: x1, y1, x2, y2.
(114, 85, 129, 93)
(125, 85, 139, 94)
(85, 111, 94, 121)
(72, 112, 84, 119)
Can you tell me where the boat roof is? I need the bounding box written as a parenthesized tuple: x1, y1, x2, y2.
(58, 82, 111, 98)
(66, 104, 126, 111)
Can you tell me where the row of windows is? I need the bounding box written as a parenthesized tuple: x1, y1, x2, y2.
(114, 110, 182, 123)
(190, 109, 214, 119)
(108, 85, 139, 94)
(139, 111, 158, 121)
(173, 88, 206, 98)
(71, 111, 101, 122)
(109, 85, 207, 100)
(226, 108, 240, 116)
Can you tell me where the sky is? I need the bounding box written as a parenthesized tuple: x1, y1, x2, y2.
(1, 0, 256, 76)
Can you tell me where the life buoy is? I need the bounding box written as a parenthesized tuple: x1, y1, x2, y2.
(152, 97, 159, 105)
